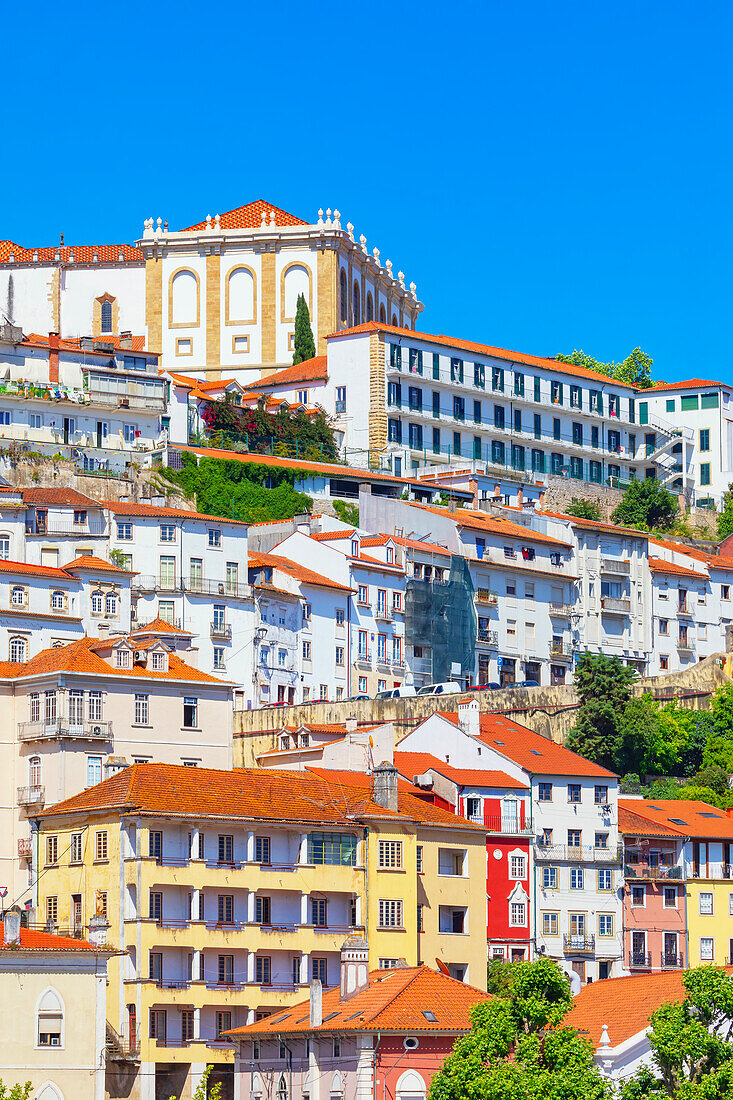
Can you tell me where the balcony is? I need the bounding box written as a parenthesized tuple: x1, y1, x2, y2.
(87, 389, 166, 413)
(677, 637, 695, 653)
(550, 643, 573, 661)
(17, 720, 113, 743)
(677, 603, 693, 617)
(17, 785, 45, 808)
(600, 559, 631, 576)
(210, 622, 232, 641)
(26, 520, 107, 537)
(601, 596, 631, 615)
(477, 629, 499, 646)
(475, 589, 499, 606)
(535, 842, 622, 863)
(628, 951, 652, 969)
(564, 933, 595, 955)
(18, 837, 32, 859)
(624, 862, 683, 881)
(132, 576, 252, 599)
(549, 603, 572, 617)
(374, 607, 392, 622)
(661, 953, 684, 969)
(483, 814, 533, 835)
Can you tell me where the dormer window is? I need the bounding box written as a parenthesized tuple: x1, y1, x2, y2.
(386, 547, 394, 564)
(351, 539, 360, 557)
(116, 648, 131, 669)
(151, 651, 166, 672)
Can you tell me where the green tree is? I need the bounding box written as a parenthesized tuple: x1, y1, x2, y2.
(429, 958, 611, 1100)
(620, 966, 733, 1100)
(717, 483, 733, 539)
(557, 347, 654, 389)
(566, 652, 637, 769)
(611, 478, 679, 531)
(332, 499, 359, 527)
(292, 293, 316, 365)
(169, 1065, 222, 1100)
(565, 498, 602, 521)
(0, 1084, 32, 1100)
(702, 685, 733, 774)
(161, 454, 314, 523)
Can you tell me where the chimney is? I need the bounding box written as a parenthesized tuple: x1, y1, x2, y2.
(372, 761, 398, 812)
(469, 478, 479, 509)
(97, 621, 110, 638)
(345, 717, 358, 734)
(119, 331, 133, 349)
(458, 699, 480, 740)
(309, 978, 323, 1026)
(339, 936, 370, 1001)
(516, 486, 524, 506)
(3, 908, 21, 946)
(48, 331, 60, 384)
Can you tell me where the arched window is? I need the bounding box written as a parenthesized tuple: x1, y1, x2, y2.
(101, 300, 113, 333)
(29, 755, 41, 787)
(11, 585, 25, 606)
(379, 303, 386, 323)
(366, 292, 374, 322)
(277, 1076, 288, 1100)
(396, 1069, 426, 1100)
(340, 269, 348, 323)
(170, 269, 199, 326)
(391, 313, 398, 326)
(51, 591, 65, 611)
(36, 987, 65, 1048)
(10, 636, 27, 663)
(35, 1084, 64, 1100)
(105, 592, 118, 616)
(353, 281, 361, 326)
(91, 590, 103, 614)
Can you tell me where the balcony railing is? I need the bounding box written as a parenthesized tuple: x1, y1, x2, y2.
(687, 863, 732, 880)
(600, 559, 631, 575)
(374, 607, 392, 622)
(624, 863, 683, 880)
(475, 589, 499, 605)
(677, 602, 692, 616)
(18, 837, 32, 858)
(477, 629, 499, 646)
(661, 953, 684, 969)
(482, 815, 533, 835)
(132, 575, 252, 599)
(550, 642, 573, 659)
(549, 603, 573, 616)
(677, 638, 695, 653)
(535, 842, 622, 863)
(26, 520, 107, 536)
(628, 951, 652, 969)
(88, 390, 166, 412)
(210, 622, 232, 641)
(18, 720, 113, 742)
(17, 785, 45, 808)
(601, 596, 631, 614)
(563, 933, 595, 954)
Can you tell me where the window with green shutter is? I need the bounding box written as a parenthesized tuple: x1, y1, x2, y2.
(432, 352, 440, 380)
(701, 392, 719, 409)
(666, 399, 675, 412)
(639, 402, 648, 424)
(534, 377, 541, 403)
(700, 463, 711, 486)
(514, 372, 525, 397)
(681, 395, 699, 411)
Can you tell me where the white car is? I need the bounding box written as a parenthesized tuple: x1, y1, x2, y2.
(416, 681, 462, 696)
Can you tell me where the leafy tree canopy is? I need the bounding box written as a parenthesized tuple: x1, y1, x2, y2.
(161, 454, 313, 524)
(620, 966, 733, 1100)
(429, 959, 611, 1100)
(332, 499, 359, 527)
(565, 498, 602, 521)
(0, 1084, 32, 1100)
(292, 292, 316, 365)
(566, 653, 637, 769)
(611, 478, 679, 531)
(557, 347, 654, 389)
(200, 395, 340, 463)
(718, 484, 733, 540)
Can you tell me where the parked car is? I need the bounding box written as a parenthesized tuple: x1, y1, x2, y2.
(508, 679, 540, 689)
(348, 693, 371, 702)
(375, 686, 417, 700)
(469, 682, 501, 691)
(416, 681, 462, 696)
(262, 700, 290, 709)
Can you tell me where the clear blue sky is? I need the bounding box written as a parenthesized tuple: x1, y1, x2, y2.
(5, 1, 732, 382)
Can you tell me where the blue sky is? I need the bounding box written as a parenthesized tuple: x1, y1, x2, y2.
(4, 1, 731, 382)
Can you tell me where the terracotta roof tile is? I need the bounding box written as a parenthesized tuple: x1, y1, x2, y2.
(650, 538, 733, 572)
(327, 323, 635, 389)
(537, 509, 650, 538)
(102, 500, 247, 526)
(394, 751, 528, 790)
(406, 502, 572, 548)
(648, 556, 707, 579)
(248, 552, 353, 592)
(618, 803, 682, 837)
(182, 200, 308, 232)
(566, 970, 693, 1047)
(0, 921, 102, 952)
(228, 964, 490, 1035)
(22, 333, 151, 354)
(617, 799, 733, 839)
(0, 558, 78, 580)
(64, 555, 127, 573)
(644, 379, 722, 393)
(0, 243, 142, 264)
(39, 763, 484, 830)
(249, 356, 328, 389)
(310, 529, 356, 541)
(173, 446, 427, 488)
(130, 617, 194, 636)
(22, 488, 99, 507)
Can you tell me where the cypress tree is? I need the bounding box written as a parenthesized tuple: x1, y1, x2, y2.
(292, 293, 316, 365)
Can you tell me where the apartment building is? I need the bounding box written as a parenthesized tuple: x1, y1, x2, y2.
(398, 704, 622, 982)
(0, 327, 166, 471)
(619, 801, 687, 973)
(35, 761, 486, 1100)
(2, 629, 233, 902)
(639, 379, 733, 505)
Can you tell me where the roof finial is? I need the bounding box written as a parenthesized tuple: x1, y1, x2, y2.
(346, 221, 355, 242)
(359, 234, 367, 254)
(372, 247, 381, 267)
(325, 208, 332, 228)
(599, 1024, 611, 1050)
(269, 209, 276, 226)
(317, 208, 324, 229)
(333, 209, 341, 230)
(60, 232, 64, 246)
(261, 208, 268, 227)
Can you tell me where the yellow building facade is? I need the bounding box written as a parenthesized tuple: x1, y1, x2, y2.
(36, 761, 486, 1100)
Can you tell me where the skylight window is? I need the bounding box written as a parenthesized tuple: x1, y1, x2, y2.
(422, 1010, 438, 1022)
(322, 1012, 339, 1023)
(668, 818, 687, 825)
(698, 812, 722, 818)
(530, 750, 542, 756)
(344, 1011, 363, 1021)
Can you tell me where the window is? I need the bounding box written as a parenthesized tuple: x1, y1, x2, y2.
(95, 830, 108, 861)
(567, 784, 581, 804)
(598, 868, 612, 890)
(510, 902, 526, 926)
(87, 755, 102, 787)
(701, 463, 711, 486)
(255, 836, 270, 864)
(71, 832, 83, 863)
(598, 914, 613, 937)
(311, 898, 327, 926)
(255, 896, 271, 924)
(117, 522, 132, 541)
(700, 428, 710, 451)
(700, 937, 714, 961)
(595, 832, 608, 849)
(90, 589, 104, 615)
(11, 585, 25, 606)
(307, 832, 357, 866)
(570, 868, 584, 889)
(416, 845, 423, 873)
(594, 785, 609, 805)
(510, 855, 526, 878)
(105, 591, 118, 616)
(659, 618, 669, 635)
(29, 413, 42, 430)
(439, 906, 466, 933)
(218, 955, 234, 984)
(152, 650, 166, 671)
(218, 835, 234, 864)
(568, 829, 581, 847)
(183, 697, 198, 728)
(699, 892, 714, 915)
(134, 694, 149, 725)
(336, 608, 345, 626)
(37, 987, 64, 1047)
(46, 835, 58, 866)
(378, 899, 403, 928)
(160, 524, 176, 542)
(50, 589, 66, 612)
(311, 957, 327, 984)
(664, 887, 678, 908)
(208, 528, 221, 548)
(631, 885, 645, 906)
(116, 647, 131, 669)
(542, 912, 559, 935)
(379, 840, 402, 868)
(9, 636, 26, 663)
(542, 866, 558, 890)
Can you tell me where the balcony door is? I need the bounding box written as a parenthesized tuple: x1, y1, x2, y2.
(664, 932, 678, 965)
(632, 930, 646, 965)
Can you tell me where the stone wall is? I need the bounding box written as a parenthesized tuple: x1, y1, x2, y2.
(0, 454, 191, 508)
(233, 653, 730, 766)
(542, 475, 626, 521)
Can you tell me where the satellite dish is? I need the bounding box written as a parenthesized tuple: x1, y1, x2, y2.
(435, 958, 450, 976)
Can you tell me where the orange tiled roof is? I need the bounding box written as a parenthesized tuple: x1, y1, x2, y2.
(0, 921, 102, 952)
(0, 558, 79, 580)
(618, 802, 682, 837)
(23, 333, 150, 354)
(327, 323, 635, 389)
(394, 751, 528, 790)
(310, 529, 356, 541)
(0, 242, 142, 264)
(182, 200, 308, 232)
(649, 538, 733, 572)
(38, 763, 484, 830)
(248, 552, 353, 592)
(22, 487, 99, 507)
(537, 509, 650, 538)
(250, 356, 328, 390)
(361, 534, 452, 557)
(616, 799, 733, 839)
(648, 556, 707, 579)
(406, 502, 572, 548)
(644, 378, 722, 393)
(0, 636, 229, 685)
(228, 963, 490, 1036)
(102, 500, 248, 527)
(64, 555, 127, 573)
(130, 617, 194, 636)
(565, 970, 693, 1048)
(437, 711, 618, 779)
